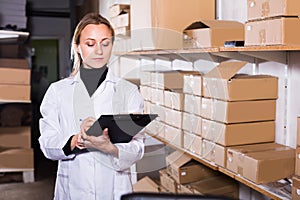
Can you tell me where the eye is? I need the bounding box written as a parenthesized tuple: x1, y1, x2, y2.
(101, 39, 111, 47)
(85, 41, 95, 47)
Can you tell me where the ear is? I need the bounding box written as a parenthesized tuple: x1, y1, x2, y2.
(74, 44, 81, 54)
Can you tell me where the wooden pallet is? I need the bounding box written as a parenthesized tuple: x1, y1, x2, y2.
(0, 168, 34, 183)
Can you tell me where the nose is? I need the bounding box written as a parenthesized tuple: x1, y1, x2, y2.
(95, 42, 103, 54)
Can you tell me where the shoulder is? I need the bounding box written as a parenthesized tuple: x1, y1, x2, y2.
(47, 76, 74, 94)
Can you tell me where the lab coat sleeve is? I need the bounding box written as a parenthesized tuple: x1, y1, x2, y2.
(111, 86, 145, 171)
(39, 84, 76, 161)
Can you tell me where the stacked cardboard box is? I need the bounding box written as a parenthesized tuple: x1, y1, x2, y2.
(109, 4, 130, 37)
(245, 0, 300, 46)
(142, 70, 200, 147)
(0, 0, 27, 30)
(200, 61, 278, 169)
(293, 117, 300, 199)
(159, 151, 239, 198)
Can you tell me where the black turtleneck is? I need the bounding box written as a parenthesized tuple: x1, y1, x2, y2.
(62, 65, 108, 156)
(80, 65, 108, 96)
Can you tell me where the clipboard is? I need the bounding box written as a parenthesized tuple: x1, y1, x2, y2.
(86, 114, 158, 143)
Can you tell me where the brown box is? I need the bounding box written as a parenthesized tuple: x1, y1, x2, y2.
(247, 0, 300, 21)
(202, 118, 275, 146)
(202, 139, 226, 167)
(295, 147, 300, 176)
(245, 17, 300, 46)
(0, 147, 34, 169)
(190, 175, 239, 199)
(159, 169, 177, 193)
(201, 97, 276, 123)
(182, 112, 202, 136)
(227, 143, 295, 184)
(0, 126, 31, 148)
(152, 70, 199, 90)
(292, 176, 300, 200)
(133, 176, 160, 192)
(184, 94, 201, 116)
(183, 131, 202, 156)
(0, 68, 30, 85)
(184, 20, 244, 48)
(164, 89, 184, 111)
(164, 124, 182, 147)
(177, 184, 194, 194)
(164, 107, 182, 129)
(0, 84, 30, 101)
(0, 58, 28, 69)
(130, 0, 215, 50)
(297, 117, 300, 146)
(203, 61, 278, 101)
(111, 12, 130, 29)
(151, 87, 164, 105)
(166, 150, 218, 184)
(109, 4, 130, 18)
(183, 74, 202, 96)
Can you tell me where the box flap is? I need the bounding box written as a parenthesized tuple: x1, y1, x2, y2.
(204, 61, 248, 80)
(185, 20, 244, 31)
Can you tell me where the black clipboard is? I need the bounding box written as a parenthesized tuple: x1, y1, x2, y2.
(86, 114, 158, 143)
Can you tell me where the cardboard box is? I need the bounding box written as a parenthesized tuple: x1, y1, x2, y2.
(151, 70, 199, 90)
(0, 147, 34, 169)
(133, 176, 160, 192)
(203, 61, 278, 101)
(145, 119, 165, 138)
(297, 117, 300, 146)
(201, 97, 276, 123)
(227, 143, 295, 184)
(164, 124, 182, 147)
(184, 94, 201, 116)
(0, 126, 31, 148)
(166, 150, 219, 184)
(177, 184, 194, 194)
(245, 17, 300, 46)
(201, 119, 275, 146)
(164, 89, 184, 111)
(111, 13, 130, 29)
(247, 0, 300, 21)
(0, 84, 30, 101)
(182, 112, 202, 136)
(183, 20, 244, 48)
(165, 107, 182, 129)
(183, 131, 202, 156)
(140, 86, 151, 101)
(183, 73, 202, 96)
(295, 147, 300, 176)
(0, 58, 28, 69)
(159, 169, 177, 193)
(151, 88, 164, 105)
(190, 175, 239, 199)
(292, 176, 300, 200)
(109, 4, 130, 18)
(130, 0, 215, 50)
(202, 140, 226, 167)
(150, 103, 165, 122)
(0, 68, 30, 85)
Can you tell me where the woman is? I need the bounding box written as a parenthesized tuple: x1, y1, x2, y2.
(39, 13, 145, 200)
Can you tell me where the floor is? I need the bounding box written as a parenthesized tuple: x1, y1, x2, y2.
(0, 149, 57, 200)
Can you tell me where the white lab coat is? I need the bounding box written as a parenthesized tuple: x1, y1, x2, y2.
(39, 68, 145, 200)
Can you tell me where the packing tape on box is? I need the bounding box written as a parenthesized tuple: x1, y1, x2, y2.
(261, 1, 270, 17)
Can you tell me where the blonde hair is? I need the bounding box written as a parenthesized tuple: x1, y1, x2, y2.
(70, 13, 115, 76)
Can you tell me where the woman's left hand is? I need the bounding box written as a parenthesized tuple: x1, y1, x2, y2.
(81, 128, 119, 158)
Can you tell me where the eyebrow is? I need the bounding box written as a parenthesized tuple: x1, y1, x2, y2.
(84, 37, 112, 42)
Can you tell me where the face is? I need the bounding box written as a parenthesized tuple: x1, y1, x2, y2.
(76, 24, 113, 69)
